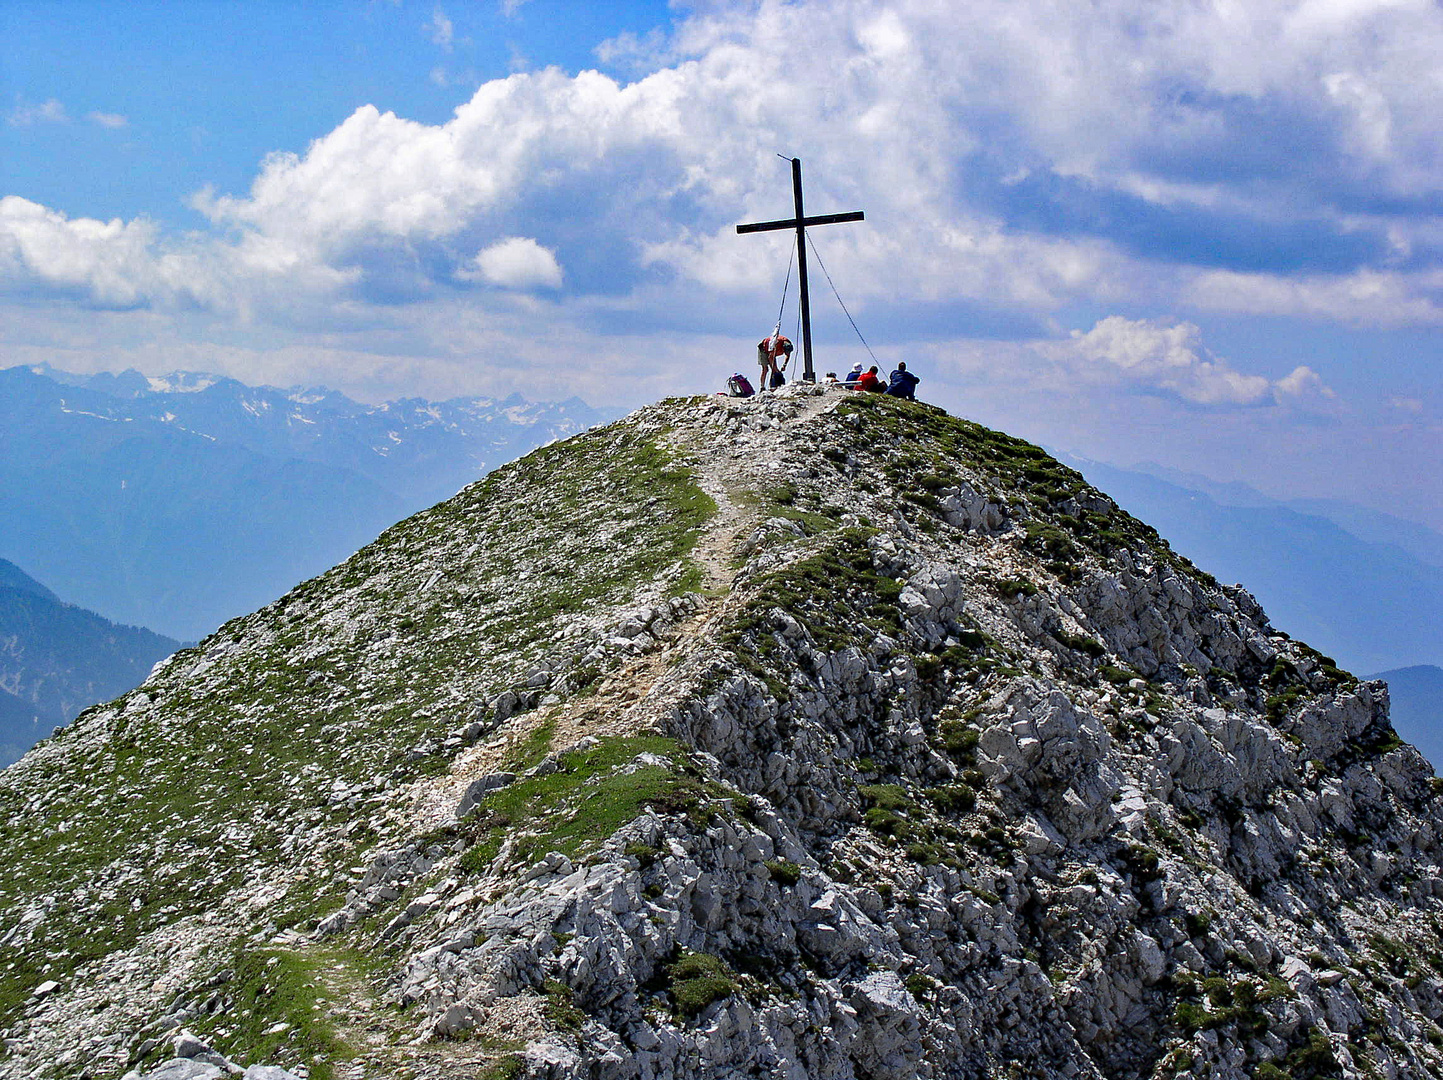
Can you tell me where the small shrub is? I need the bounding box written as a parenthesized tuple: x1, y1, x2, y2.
(923, 783, 976, 814)
(1054, 629, 1106, 658)
(905, 842, 945, 865)
(938, 721, 980, 758)
(1174, 1000, 1208, 1034)
(624, 842, 660, 869)
(997, 577, 1039, 599)
(1266, 686, 1305, 723)
(904, 972, 938, 1002)
(864, 807, 910, 838)
(670, 952, 737, 1017)
(765, 860, 802, 886)
(914, 653, 943, 681)
(1202, 977, 1232, 1006)
(1124, 844, 1161, 882)
(542, 979, 587, 1032)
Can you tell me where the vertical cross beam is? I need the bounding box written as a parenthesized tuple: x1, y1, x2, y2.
(737, 158, 864, 383)
(790, 158, 814, 384)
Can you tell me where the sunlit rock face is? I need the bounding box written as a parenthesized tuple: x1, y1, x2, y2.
(3, 386, 1441, 1080)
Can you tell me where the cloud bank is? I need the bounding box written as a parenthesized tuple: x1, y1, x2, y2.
(1060, 316, 1336, 408)
(2, 0, 1442, 410)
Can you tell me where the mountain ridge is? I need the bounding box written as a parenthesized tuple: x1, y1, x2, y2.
(0, 559, 57, 604)
(0, 558, 179, 768)
(3, 388, 1441, 1080)
(1055, 453, 1443, 676)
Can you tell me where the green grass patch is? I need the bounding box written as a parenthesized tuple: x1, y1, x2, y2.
(997, 577, 1039, 599)
(479, 1055, 524, 1080)
(923, 783, 977, 814)
(765, 860, 802, 886)
(543, 979, 587, 1032)
(1100, 664, 1137, 685)
(938, 719, 980, 759)
(200, 947, 361, 1079)
(668, 952, 738, 1017)
(456, 736, 719, 872)
(502, 718, 557, 772)
(723, 527, 902, 655)
(858, 783, 915, 812)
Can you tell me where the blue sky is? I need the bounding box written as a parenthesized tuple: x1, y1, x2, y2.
(2, 0, 1441, 530)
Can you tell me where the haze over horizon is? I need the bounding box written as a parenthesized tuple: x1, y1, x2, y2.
(3, 0, 1440, 531)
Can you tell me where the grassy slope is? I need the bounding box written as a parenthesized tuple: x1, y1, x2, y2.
(0, 413, 715, 1045)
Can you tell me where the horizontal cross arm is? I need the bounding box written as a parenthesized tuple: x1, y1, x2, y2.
(736, 209, 865, 234)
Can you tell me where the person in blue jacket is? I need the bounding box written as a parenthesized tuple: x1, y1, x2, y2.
(886, 362, 920, 400)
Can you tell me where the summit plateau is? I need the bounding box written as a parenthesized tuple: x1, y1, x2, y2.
(2, 386, 1441, 1080)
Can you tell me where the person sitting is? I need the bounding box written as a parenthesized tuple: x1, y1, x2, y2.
(855, 365, 884, 392)
(885, 362, 920, 400)
(843, 362, 864, 384)
(727, 372, 755, 398)
(823, 371, 839, 384)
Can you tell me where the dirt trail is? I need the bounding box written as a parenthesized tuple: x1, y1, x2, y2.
(326, 949, 546, 1080)
(403, 387, 845, 833)
(680, 384, 842, 595)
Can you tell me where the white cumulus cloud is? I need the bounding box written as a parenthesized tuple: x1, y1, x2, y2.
(1059, 316, 1335, 408)
(0, 195, 355, 315)
(0, 196, 165, 308)
(7, 0, 1443, 339)
(461, 236, 562, 289)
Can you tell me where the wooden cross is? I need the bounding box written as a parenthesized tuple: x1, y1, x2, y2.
(737, 157, 864, 383)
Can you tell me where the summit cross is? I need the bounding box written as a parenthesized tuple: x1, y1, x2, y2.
(736, 157, 864, 383)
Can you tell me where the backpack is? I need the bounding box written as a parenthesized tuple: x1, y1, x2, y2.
(727, 374, 755, 398)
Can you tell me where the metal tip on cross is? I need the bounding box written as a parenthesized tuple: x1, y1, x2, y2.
(737, 158, 864, 383)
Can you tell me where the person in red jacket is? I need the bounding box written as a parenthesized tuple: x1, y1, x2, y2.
(855, 365, 884, 392)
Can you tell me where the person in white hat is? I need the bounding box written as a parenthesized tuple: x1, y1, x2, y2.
(844, 362, 864, 386)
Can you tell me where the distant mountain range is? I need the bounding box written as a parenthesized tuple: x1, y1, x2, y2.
(1057, 453, 1443, 678)
(0, 558, 178, 767)
(0, 364, 616, 641)
(1126, 460, 1443, 572)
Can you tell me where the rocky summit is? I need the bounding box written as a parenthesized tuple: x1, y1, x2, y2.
(2, 387, 1441, 1080)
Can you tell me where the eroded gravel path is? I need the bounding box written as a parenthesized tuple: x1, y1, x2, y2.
(402, 385, 846, 831)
